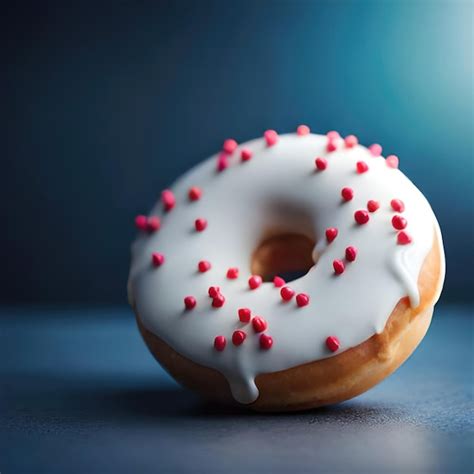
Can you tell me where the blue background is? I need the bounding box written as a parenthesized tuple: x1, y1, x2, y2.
(1, 4, 472, 473)
(2, 1, 473, 304)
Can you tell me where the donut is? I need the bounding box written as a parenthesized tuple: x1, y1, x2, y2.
(128, 127, 445, 411)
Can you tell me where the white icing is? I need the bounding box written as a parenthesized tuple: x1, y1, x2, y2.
(128, 133, 444, 404)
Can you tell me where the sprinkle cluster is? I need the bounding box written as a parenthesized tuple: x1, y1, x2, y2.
(214, 307, 273, 351)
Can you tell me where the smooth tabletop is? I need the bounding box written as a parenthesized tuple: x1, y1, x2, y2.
(1, 305, 472, 473)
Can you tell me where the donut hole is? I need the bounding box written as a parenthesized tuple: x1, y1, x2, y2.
(250, 233, 317, 283)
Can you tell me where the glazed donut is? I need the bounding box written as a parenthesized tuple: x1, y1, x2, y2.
(128, 127, 445, 411)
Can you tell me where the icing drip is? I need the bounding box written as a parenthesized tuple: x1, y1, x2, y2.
(128, 133, 443, 404)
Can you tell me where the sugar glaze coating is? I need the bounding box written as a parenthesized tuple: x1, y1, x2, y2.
(128, 131, 444, 404)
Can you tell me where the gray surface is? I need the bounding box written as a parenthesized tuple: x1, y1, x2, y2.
(0, 305, 472, 473)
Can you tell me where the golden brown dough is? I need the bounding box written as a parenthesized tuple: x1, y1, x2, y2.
(135, 230, 442, 411)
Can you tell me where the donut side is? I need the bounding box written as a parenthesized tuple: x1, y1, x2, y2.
(134, 230, 443, 411)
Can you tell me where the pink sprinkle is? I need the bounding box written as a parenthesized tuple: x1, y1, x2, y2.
(248, 275, 263, 290)
(333, 259, 345, 275)
(198, 260, 211, 273)
(326, 139, 338, 152)
(161, 190, 175, 212)
(195, 218, 207, 232)
(392, 215, 407, 230)
(252, 316, 267, 333)
(264, 129, 279, 146)
(238, 308, 251, 323)
(216, 153, 229, 172)
(259, 334, 273, 350)
(327, 131, 340, 140)
(222, 139, 238, 154)
(296, 293, 310, 307)
(152, 252, 165, 267)
(147, 216, 161, 232)
(315, 157, 328, 171)
(354, 210, 370, 225)
(369, 144, 382, 157)
(232, 330, 246, 346)
(391, 199, 405, 213)
(345, 246, 357, 262)
(326, 227, 338, 243)
(397, 231, 412, 245)
(135, 215, 148, 231)
(280, 286, 295, 301)
(214, 335, 226, 351)
(297, 124, 310, 136)
(212, 294, 225, 308)
(344, 135, 358, 148)
(188, 186, 202, 201)
(356, 161, 369, 174)
(341, 187, 354, 201)
(208, 286, 220, 298)
(326, 336, 340, 352)
(184, 296, 196, 310)
(386, 155, 399, 169)
(273, 276, 286, 288)
(226, 267, 239, 279)
(367, 200, 380, 213)
(241, 149, 253, 162)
